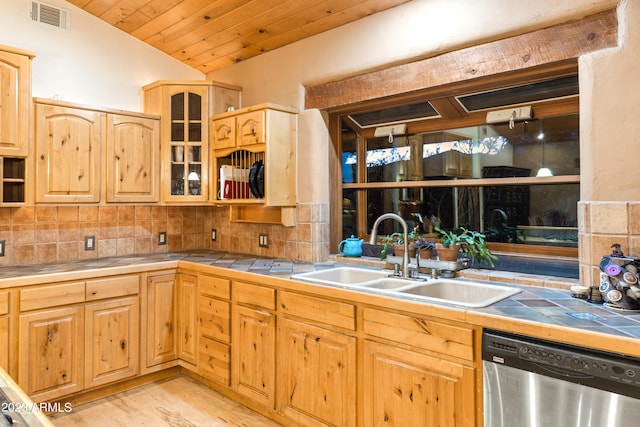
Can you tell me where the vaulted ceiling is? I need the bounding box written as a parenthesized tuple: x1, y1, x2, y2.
(67, 0, 410, 73)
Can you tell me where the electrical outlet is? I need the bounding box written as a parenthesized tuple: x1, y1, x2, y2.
(211, 229, 217, 242)
(84, 235, 95, 251)
(0, 240, 5, 257)
(259, 233, 269, 248)
(158, 231, 167, 245)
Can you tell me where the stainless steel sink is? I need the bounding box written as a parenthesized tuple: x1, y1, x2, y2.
(291, 267, 520, 308)
(395, 279, 520, 308)
(290, 267, 391, 286)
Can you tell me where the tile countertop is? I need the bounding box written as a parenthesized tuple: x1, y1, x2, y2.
(2, 250, 640, 340)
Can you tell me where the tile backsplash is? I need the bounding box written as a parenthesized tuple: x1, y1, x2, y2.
(579, 201, 640, 288)
(0, 202, 329, 266)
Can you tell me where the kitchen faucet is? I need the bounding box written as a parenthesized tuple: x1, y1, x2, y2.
(369, 213, 410, 279)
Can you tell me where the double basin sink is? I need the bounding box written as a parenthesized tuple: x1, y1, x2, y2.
(290, 267, 520, 308)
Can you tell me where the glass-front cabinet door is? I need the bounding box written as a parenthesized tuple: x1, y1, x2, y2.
(143, 82, 210, 204)
(169, 90, 205, 199)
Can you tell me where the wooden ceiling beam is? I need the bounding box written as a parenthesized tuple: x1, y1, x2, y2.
(306, 10, 617, 110)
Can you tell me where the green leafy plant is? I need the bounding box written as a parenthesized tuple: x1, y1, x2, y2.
(435, 227, 498, 267)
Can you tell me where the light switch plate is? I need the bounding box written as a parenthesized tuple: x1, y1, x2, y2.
(158, 231, 167, 245)
(211, 229, 217, 241)
(0, 240, 5, 257)
(259, 234, 269, 248)
(84, 235, 95, 251)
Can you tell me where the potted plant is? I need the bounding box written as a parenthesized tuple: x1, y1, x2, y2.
(434, 227, 462, 261)
(435, 227, 498, 266)
(415, 237, 435, 260)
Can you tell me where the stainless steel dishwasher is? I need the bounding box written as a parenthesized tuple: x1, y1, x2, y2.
(483, 329, 640, 427)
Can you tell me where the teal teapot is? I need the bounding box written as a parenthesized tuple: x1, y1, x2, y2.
(338, 235, 363, 257)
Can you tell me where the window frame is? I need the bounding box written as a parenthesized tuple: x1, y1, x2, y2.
(328, 65, 580, 259)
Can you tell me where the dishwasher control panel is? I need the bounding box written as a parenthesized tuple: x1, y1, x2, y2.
(483, 329, 640, 388)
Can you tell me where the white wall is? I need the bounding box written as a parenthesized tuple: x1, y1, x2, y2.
(206, 0, 619, 203)
(0, 0, 202, 111)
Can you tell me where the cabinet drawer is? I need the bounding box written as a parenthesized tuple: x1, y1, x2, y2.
(199, 274, 230, 300)
(362, 308, 474, 362)
(86, 275, 139, 301)
(20, 281, 85, 311)
(0, 291, 8, 315)
(234, 281, 275, 310)
(279, 291, 355, 330)
(199, 296, 230, 342)
(199, 336, 230, 386)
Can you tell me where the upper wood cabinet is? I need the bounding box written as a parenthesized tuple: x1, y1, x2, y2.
(211, 103, 297, 225)
(143, 80, 241, 204)
(106, 112, 160, 203)
(0, 45, 34, 157)
(34, 99, 161, 204)
(34, 100, 104, 203)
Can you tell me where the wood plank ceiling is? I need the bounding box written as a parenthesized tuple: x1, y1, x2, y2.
(67, 0, 410, 73)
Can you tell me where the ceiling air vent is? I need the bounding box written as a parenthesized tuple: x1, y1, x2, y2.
(30, 1, 69, 30)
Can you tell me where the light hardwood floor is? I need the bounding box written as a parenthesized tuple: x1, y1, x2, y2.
(48, 375, 282, 426)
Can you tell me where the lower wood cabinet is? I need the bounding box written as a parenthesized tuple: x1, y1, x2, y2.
(146, 273, 178, 367)
(84, 296, 139, 389)
(18, 274, 141, 401)
(18, 306, 85, 401)
(277, 317, 357, 427)
(0, 290, 8, 372)
(232, 281, 276, 408)
(177, 273, 198, 366)
(197, 274, 231, 385)
(362, 339, 476, 427)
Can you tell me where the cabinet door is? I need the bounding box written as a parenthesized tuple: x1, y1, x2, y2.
(0, 316, 7, 372)
(18, 306, 84, 400)
(0, 48, 31, 157)
(163, 85, 209, 203)
(35, 103, 103, 203)
(232, 305, 275, 407)
(362, 340, 476, 427)
(211, 116, 236, 150)
(237, 110, 264, 146)
(277, 318, 356, 427)
(85, 296, 139, 389)
(177, 273, 198, 365)
(106, 113, 160, 202)
(0, 291, 7, 372)
(146, 273, 177, 367)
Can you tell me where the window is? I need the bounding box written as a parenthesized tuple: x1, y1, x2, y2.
(335, 73, 580, 278)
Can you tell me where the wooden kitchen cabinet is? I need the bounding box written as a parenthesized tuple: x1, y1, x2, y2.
(362, 340, 476, 427)
(277, 290, 356, 427)
(211, 104, 297, 204)
(106, 112, 160, 203)
(146, 273, 177, 367)
(18, 305, 85, 401)
(85, 296, 139, 389)
(143, 80, 241, 204)
(0, 45, 34, 157)
(197, 273, 231, 385)
(34, 100, 104, 203)
(177, 273, 198, 366)
(361, 307, 476, 426)
(0, 290, 9, 372)
(277, 317, 356, 427)
(232, 281, 276, 408)
(18, 274, 141, 400)
(0, 157, 27, 204)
